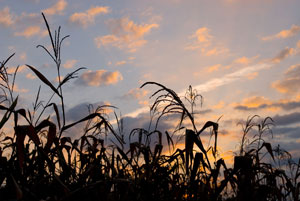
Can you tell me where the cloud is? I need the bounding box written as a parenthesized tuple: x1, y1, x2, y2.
(121, 88, 148, 100)
(94, 17, 159, 52)
(205, 64, 222, 73)
(26, 73, 36, 80)
(185, 27, 229, 56)
(12, 84, 28, 93)
(273, 112, 300, 126)
(234, 95, 300, 111)
(193, 27, 213, 43)
(213, 101, 225, 109)
(19, 53, 27, 61)
(54, 75, 64, 83)
(272, 64, 300, 94)
(6, 65, 27, 74)
(204, 47, 229, 56)
(63, 59, 77, 69)
(75, 70, 123, 87)
(185, 27, 212, 50)
(234, 57, 251, 65)
(42, 0, 67, 16)
(262, 25, 300, 41)
(271, 47, 294, 63)
(233, 96, 272, 111)
(0, 7, 15, 27)
(246, 72, 258, 80)
(65, 101, 110, 122)
(115, 60, 127, 66)
(69, 6, 110, 27)
(186, 63, 270, 95)
(14, 26, 47, 38)
(234, 55, 259, 65)
(126, 63, 271, 119)
(273, 126, 300, 139)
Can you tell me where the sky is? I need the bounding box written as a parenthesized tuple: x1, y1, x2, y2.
(1, 0, 300, 161)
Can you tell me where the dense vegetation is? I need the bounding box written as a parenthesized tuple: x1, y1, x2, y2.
(0, 14, 299, 201)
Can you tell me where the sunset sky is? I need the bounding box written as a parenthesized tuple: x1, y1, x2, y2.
(1, 0, 300, 159)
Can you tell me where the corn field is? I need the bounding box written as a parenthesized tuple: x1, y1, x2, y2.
(0, 13, 299, 201)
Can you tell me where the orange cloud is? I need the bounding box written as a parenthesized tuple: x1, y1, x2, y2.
(76, 70, 123, 86)
(205, 64, 222, 73)
(271, 47, 294, 63)
(272, 64, 300, 94)
(54, 75, 64, 83)
(63, 59, 77, 69)
(19, 53, 27, 61)
(242, 96, 272, 108)
(0, 7, 15, 27)
(13, 84, 28, 93)
(138, 100, 149, 106)
(69, 6, 110, 27)
(234, 56, 250, 65)
(122, 88, 148, 100)
(213, 101, 225, 109)
(115, 60, 126, 66)
(233, 55, 260, 66)
(26, 73, 36, 80)
(246, 72, 258, 80)
(6, 65, 26, 74)
(233, 95, 300, 112)
(193, 27, 213, 43)
(42, 0, 67, 16)
(204, 47, 229, 56)
(14, 26, 45, 38)
(262, 25, 300, 41)
(94, 17, 159, 52)
(185, 27, 229, 56)
(233, 96, 278, 112)
(297, 40, 300, 49)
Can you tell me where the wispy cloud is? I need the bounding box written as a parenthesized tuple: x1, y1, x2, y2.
(125, 62, 271, 118)
(185, 63, 270, 95)
(185, 27, 229, 56)
(63, 59, 77, 69)
(193, 27, 213, 43)
(6, 65, 27, 74)
(205, 64, 222, 73)
(234, 94, 300, 112)
(12, 84, 28, 93)
(271, 47, 294, 63)
(94, 17, 159, 52)
(75, 70, 123, 87)
(115, 60, 127, 66)
(26, 73, 36, 80)
(246, 72, 258, 80)
(234, 55, 259, 65)
(121, 88, 148, 100)
(14, 26, 47, 38)
(262, 25, 300, 41)
(69, 6, 110, 28)
(42, 0, 67, 16)
(0, 7, 15, 27)
(272, 64, 300, 94)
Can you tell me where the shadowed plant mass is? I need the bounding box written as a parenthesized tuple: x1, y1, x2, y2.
(0, 14, 299, 201)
